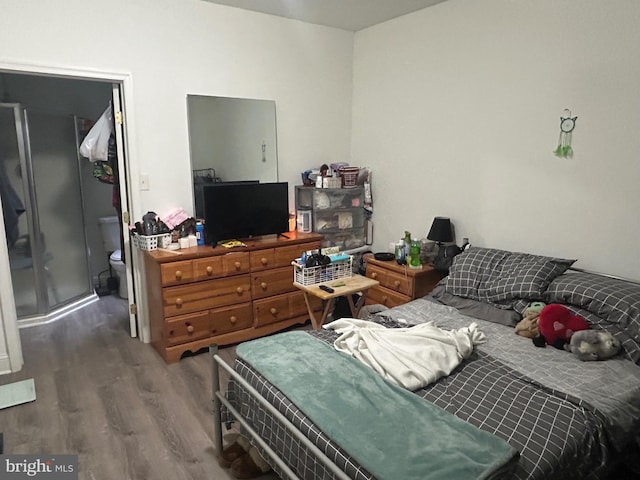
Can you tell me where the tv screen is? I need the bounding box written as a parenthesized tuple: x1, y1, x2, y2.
(203, 182, 290, 244)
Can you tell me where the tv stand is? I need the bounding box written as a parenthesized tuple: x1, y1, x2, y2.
(143, 232, 323, 363)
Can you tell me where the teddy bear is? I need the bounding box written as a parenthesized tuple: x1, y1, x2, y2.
(532, 303, 590, 349)
(565, 329, 622, 361)
(219, 433, 273, 479)
(514, 301, 546, 338)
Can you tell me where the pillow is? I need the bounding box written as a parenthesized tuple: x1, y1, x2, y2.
(544, 272, 640, 345)
(445, 247, 575, 307)
(430, 285, 521, 326)
(479, 252, 575, 302)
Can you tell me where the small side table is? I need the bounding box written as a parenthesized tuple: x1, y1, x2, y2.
(294, 274, 380, 329)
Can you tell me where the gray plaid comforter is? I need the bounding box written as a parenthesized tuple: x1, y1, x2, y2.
(226, 299, 640, 480)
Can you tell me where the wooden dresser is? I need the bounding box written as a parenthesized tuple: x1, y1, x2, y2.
(364, 254, 442, 308)
(144, 232, 323, 363)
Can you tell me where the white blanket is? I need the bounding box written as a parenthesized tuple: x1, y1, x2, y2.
(323, 318, 486, 390)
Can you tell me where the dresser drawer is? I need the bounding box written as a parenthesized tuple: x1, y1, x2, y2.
(163, 275, 252, 317)
(251, 266, 295, 300)
(366, 264, 412, 296)
(210, 302, 253, 335)
(251, 241, 320, 271)
(366, 285, 410, 308)
(273, 241, 320, 267)
(165, 311, 210, 346)
(222, 251, 251, 276)
(250, 249, 275, 271)
(253, 291, 321, 327)
(193, 256, 223, 281)
(161, 260, 195, 286)
(384, 270, 412, 296)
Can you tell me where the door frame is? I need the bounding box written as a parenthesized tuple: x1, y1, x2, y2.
(0, 61, 141, 372)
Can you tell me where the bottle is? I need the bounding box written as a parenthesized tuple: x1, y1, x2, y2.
(403, 231, 412, 264)
(395, 240, 406, 265)
(409, 238, 421, 268)
(196, 221, 205, 246)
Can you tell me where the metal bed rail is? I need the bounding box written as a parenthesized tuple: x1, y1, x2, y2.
(210, 345, 351, 480)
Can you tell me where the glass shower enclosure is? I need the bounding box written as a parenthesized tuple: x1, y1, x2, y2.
(1, 103, 93, 320)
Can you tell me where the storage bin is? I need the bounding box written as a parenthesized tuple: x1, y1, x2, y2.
(132, 233, 172, 251)
(293, 255, 353, 286)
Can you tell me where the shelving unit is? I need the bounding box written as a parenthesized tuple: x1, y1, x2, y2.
(295, 185, 368, 250)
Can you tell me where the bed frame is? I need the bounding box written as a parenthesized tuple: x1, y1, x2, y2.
(210, 344, 352, 480)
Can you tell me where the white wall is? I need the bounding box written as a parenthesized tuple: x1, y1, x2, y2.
(0, 0, 354, 220)
(0, 0, 354, 368)
(352, 0, 640, 280)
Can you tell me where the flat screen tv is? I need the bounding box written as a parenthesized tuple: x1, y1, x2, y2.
(203, 182, 290, 245)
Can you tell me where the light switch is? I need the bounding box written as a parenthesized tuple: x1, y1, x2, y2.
(140, 173, 150, 191)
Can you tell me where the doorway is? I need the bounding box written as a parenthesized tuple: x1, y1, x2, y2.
(0, 68, 136, 348)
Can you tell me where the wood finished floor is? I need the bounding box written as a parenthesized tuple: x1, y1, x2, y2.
(0, 295, 281, 480)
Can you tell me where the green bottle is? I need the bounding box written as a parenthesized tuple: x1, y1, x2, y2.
(410, 238, 421, 268)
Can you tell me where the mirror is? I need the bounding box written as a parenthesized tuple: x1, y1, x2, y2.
(187, 95, 278, 218)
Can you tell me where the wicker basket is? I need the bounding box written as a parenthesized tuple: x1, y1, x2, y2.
(132, 233, 172, 251)
(293, 255, 353, 286)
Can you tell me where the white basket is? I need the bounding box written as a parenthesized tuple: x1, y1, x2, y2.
(293, 255, 353, 286)
(132, 233, 172, 251)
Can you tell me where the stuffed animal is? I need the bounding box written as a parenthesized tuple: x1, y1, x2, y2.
(533, 304, 590, 349)
(515, 302, 546, 338)
(565, 330, 621, 361)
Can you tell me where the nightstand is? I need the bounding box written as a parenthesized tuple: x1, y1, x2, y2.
(364, 254, 442, 308)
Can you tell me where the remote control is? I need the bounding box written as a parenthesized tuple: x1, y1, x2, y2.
(319, 285, 335, 293)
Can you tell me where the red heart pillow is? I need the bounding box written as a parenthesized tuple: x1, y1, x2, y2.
(538, 304, 589, 349)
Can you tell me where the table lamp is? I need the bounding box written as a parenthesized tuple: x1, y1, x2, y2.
(427, 217, 453, 246)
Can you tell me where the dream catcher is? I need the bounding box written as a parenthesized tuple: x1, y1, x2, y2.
(554, 109, 577, 158)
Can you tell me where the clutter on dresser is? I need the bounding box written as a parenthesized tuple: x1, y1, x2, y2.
(131, 209, 201, 251)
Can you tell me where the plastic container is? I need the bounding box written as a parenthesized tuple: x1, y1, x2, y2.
(339, 167, 359, 188)
(292, 255, 353, 286)
(132, 233, 171, 251)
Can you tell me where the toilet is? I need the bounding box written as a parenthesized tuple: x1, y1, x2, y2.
(98, 216, 128, 299)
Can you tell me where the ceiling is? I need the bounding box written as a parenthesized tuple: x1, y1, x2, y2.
(201, 0, 448, 31)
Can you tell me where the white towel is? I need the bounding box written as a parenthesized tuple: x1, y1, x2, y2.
(323, 318, 485, 390)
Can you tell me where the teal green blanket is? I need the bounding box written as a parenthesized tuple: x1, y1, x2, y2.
(236, 331, 519, 480)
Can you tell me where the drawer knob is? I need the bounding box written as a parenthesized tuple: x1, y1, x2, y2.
(382, 296, 388, 304)
(175, 270, 182, 280)
(169, 330, 174, 336)
(206, 266, 213, 275)
(236, 287, 243, 294)
(270, 307, 278, 315)
(186, 323, 194, 333)
(261, 282, 267, 290)
(394, 280, 400, 288)
(261, 257, 268, 265)
(371, 272, 378, 279)
(230, 316, 237, 324)
(175, 297, 183, 306)
(235, 261, 241, 269)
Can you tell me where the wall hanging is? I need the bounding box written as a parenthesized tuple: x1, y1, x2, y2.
(554, 109, 577, 158)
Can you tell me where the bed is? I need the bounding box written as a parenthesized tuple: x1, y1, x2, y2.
(211, 246, 640, 480)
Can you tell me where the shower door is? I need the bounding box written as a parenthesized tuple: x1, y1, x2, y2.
(0, 104, 92, 319)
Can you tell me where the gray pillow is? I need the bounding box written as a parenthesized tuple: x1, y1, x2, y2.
(445, 247, 575, 308)
(431, 285, 521, 327)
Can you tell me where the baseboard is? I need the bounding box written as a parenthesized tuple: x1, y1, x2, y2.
(0, 354, 12, 376)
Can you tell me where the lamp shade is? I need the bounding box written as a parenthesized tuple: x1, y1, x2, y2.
(427, 217, 453, 243)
